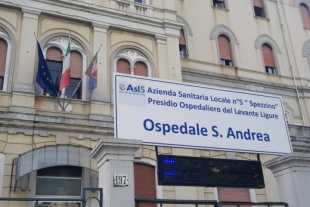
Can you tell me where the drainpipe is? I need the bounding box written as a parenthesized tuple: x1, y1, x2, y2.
(276, 0, 306, 125)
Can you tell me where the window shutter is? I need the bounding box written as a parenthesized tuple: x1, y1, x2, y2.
(300, 4, 310, 28)
(70, 51, 83, 79)
(117, 59, 131, 74)
(134, 61, 148, 77)
(253, 0, 263, 8)
(262, 44, 275, 68)
(218, 188, 251, 207)
(218, 35, 232, 60)
(179, 30, 186, 45)
(46, 47, 63, 62)
(0, 38, 7, 77)
(134, 163, 156, 207)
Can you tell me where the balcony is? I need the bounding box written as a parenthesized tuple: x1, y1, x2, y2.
(113, 0, 153, 17)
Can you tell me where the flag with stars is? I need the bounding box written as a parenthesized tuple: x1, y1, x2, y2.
(35, 40, 58, 97)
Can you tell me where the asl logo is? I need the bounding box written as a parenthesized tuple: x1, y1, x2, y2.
(126, 84, 145, 93)
(119, 83, 126, 90)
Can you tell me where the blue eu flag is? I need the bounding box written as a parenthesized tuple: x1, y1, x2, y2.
(35, 41, 58, 97)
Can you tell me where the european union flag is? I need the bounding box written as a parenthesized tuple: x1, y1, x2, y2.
(35, 41, 58, 97)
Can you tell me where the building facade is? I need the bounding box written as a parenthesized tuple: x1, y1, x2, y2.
(0, 0, 310, 206)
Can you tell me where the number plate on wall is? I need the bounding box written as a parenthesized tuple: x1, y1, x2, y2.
(113, 174, 129, 186)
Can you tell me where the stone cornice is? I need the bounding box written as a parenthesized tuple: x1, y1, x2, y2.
(0, 0, 180, 37)
(289, 124, 310, 153)
(0, 111, 114, 138)
(265, 152, 310, 175)
(92, 22, 110, 33)
(182, 68, 300, 98)
(21, 7, 41, 19)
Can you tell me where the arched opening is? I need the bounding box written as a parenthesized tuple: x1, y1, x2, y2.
(300, 3, 310, 28)
(66, 51, 83, 99)
(46, 47, 63, 94)
(117, 58, 131, 74)
(0, 38, 7, 90)
(218, 35, 233, 66)
(134, 61, 148, 77)
(262, 44, 276, 74)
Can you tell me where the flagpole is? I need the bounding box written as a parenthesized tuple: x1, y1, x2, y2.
(60, 32, 72, 110)
(63, 74, 87, 110)
(34, 32, 64, 110)
(63, 44, 102, 111)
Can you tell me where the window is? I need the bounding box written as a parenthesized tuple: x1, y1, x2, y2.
(46, 47, 63, 94)
(213, 0, 225, 8)
(117, 58, 131, 74)
(218, 188, 251, 207)
(45, 47, 83, 99)
(46, 61, 62, 93)
(179, 29, 188, 58)
(135, 0, 143, 3)
(0, 38, 7, 90)
(262, 44, 277, 74)
(134, 61, 148, 77)
(66, 51, 83, 99)
(253, 0, 265, 18)
(218, 35, 233, 66)
(134, 163, 156, 207)
(115, 50, 151, 77)
(300, 4, 310, 28)
(36, 166, 82, 207)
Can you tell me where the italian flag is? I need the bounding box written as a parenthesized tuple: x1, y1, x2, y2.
(59, 40, 71, 91)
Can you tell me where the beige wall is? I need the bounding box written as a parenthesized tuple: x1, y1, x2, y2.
(0, 0, 308, 206)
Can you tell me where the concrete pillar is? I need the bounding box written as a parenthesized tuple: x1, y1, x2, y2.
(265, 152, 310, 207)
(89, 22, 112, 121)
(165, 35, 182, 81)
(0, 153, 5, 197)
(162, 21, 183, 82)
(10, 8, 40, 114)
(91, 138, 141, 207)
(155, 35, 169, 79)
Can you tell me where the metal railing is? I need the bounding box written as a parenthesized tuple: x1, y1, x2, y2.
(135, 198, 218, 207)
(218, 201, 289, 207)
(0, 188, 103, 207)
(135, 199, 289, 207)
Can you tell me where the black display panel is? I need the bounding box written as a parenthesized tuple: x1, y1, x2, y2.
(157, 154, 265, 188)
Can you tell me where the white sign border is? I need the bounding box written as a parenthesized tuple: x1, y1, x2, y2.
(114, 74, 293, 155)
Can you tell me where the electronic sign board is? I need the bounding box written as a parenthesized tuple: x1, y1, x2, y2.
(157, 155, 265, 188)
(114, 73, 292, 155)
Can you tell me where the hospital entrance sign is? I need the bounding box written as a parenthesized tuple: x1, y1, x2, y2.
(114, 74, 292, 155)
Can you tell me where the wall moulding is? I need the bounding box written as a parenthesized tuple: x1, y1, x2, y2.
(181, 69, 299, 98)
(0, 111, 114, 138)
(0, 0, 178, 38)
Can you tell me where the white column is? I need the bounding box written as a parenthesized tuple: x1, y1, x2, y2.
(89, 22, 112, 121)
(265, 152, 310, 207)
(10, 8, 40, 114)
(0, 153, 5, 197)
(91, 138, 141, 207)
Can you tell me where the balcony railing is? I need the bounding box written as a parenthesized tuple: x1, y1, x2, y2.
(114, 0, 152, 16)
(135, 4, 147, 15)
(117, 1, 130, 12)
